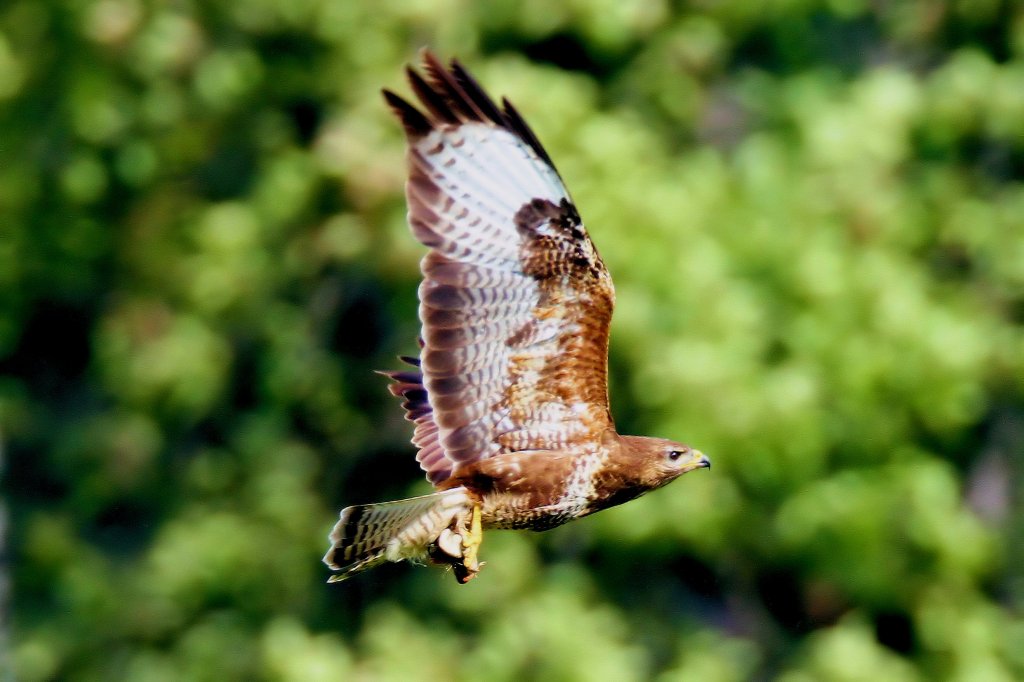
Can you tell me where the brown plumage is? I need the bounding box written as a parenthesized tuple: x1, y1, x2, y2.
(324, 51, 709, 583)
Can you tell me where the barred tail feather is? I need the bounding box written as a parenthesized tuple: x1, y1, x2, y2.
(323, 487, 471, 582)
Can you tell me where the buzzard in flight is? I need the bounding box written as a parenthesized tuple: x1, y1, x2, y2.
(324, 51, 709, 583)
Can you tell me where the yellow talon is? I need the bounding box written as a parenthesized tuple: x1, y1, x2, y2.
(455, 504, 483, 583)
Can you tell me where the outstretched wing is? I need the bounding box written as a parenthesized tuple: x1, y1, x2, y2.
(384, 51, 616, 485)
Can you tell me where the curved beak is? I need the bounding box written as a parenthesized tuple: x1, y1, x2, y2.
(682, 449, 710, 473)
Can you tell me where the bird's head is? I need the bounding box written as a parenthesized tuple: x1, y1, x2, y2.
(618, 435, 710, 490)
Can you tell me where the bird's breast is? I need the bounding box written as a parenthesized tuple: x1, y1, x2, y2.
(463, 449, 613, 530)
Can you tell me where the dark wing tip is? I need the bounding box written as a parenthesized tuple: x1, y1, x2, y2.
(501, 96, 557, 171)
(406, 66, 459, 125)
(382, 88, 432, 137)
(382, 52, 559, 174)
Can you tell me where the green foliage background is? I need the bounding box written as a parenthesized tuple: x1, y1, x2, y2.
(3, 0, 1024, 679)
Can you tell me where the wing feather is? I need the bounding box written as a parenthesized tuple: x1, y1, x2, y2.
(383, 51, 616, 485)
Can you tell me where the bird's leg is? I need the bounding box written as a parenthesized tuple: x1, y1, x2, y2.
(453, 503, 483, 584)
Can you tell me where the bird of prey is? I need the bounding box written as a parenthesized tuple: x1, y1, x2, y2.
(324, 51, 709, 584)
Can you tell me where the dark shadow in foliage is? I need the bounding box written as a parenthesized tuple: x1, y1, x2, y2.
(874, 609, 917, 655)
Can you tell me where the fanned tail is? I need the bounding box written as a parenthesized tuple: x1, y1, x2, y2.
(323, 487, 471, 582)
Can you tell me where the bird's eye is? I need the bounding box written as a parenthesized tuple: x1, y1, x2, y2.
(667, 449, 687, 462)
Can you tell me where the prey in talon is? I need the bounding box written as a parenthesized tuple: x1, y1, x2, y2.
(426, 508, 482, 583)
(323, 52, 711, 584)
